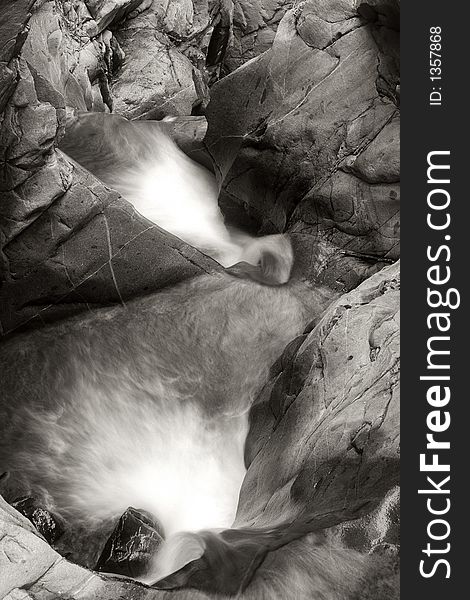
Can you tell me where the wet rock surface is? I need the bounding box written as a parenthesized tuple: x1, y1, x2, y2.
(205, 0, 400, 290)
(1, 0, 400, 597)
(96, 507, 165, 578)
(240, 261, 400, 531)
(0, 1, 220, 336)
(11, 497, 64, 546)
(223, 1, 295, 74)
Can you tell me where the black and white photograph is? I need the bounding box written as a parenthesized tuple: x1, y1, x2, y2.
(2, 1, 451, 598)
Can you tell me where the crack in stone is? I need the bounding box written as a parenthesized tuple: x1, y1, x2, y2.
(101, 212, 126, 307)
(3, 223, 159, 334)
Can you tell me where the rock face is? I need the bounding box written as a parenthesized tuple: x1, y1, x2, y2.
(110, 7, 199, 119)
(0, 1, 219, 335)
(107, 0, 219, 119)
(205, 0, 400, 290)
(240, 261, 400, 531)
(0, 0, 400, 597)
(0, 262, 399, 597)
(224, 0, 294, 73)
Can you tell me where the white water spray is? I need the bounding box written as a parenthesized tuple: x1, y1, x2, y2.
(114, 132, 244, 267)
(19, 378, 248, 539)
(61, 113, 293, 281)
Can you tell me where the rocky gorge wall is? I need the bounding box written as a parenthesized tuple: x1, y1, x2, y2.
(0, 1, 399, 598)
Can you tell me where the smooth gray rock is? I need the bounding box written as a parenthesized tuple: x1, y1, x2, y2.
(240, 261, 399, 530)
(224, 0, 294, 73)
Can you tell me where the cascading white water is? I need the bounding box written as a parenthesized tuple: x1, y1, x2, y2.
(113, 131, 246, 268)
(20, 379, 248, 539)
(61, 112, 293, 280)
(1, 115, 312, 585)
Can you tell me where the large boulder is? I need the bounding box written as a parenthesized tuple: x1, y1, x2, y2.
(241, 261, 399, 529)
(110, 7, 199, 119)
(109, 1, 217, 119)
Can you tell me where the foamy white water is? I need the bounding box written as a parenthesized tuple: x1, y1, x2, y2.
(25, 378, 248, 538)
(61, 114, 294, 282)
(113, 132, 245, 267)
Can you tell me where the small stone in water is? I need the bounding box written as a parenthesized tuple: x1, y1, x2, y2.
(12, 496, 64, 545)
(95, 507, 164, 579)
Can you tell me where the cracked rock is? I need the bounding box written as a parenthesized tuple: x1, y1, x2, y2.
(241, 261, 399, 532)
(109, 1, 214, 119)
(205, 0, 400, 291)
(111, 14, 198, 119)
(0, 1, 220, 335)
(224, 1, 294, 73)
